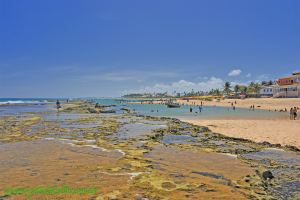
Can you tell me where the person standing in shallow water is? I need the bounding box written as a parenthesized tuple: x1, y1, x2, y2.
(56, 100, 61, 112)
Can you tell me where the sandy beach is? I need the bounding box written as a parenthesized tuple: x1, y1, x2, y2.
(177, 98, 300, 149)
(129, 98, 300, 148)
(181, 118, 300, 149)
(177, 98, 300, 111)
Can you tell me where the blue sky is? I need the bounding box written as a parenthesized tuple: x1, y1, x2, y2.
(0, 0, 299, 97)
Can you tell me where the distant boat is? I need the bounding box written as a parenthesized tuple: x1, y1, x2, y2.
(166, 99, 181, 108)
(166, 103, 181, 108)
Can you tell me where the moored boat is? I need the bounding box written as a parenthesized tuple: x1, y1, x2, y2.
(166, 103, 181, 108)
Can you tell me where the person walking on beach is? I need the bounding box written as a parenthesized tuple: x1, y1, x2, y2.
(56, 100, 61, 112)
(293, 107, 297, 120)
(290, 108, 294, 120)
(190, 107, 193, 113)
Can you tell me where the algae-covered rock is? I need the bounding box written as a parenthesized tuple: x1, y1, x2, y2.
(134, 172, 189, 192)
(23, 116, 41, 126)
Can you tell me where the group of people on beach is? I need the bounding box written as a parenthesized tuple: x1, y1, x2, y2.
(290, 107, 298, 120)
(189, 101, 203, 113)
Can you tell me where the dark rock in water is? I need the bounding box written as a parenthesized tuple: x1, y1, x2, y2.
(121, 108, 130, 113)
(87, 108, 98, 113)
(0, 195, 10, 200)
(170, 129, 178, 134)
(262, 170, 274, 180)
(285, 145, 300, 152)
(261, 141, 272, 146)
(150, 133, 163, 140)
(100, 110, 116, 113)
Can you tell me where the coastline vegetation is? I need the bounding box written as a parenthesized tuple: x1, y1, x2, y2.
(122, 80, 275, 99)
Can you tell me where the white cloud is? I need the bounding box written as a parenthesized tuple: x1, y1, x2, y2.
(122, 77, 224, 95)
(246, 73, 252, 78)
(228, 69, 242, 77)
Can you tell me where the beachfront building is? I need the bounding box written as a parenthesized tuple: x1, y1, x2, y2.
(259, 86, 274, 97)
(273, 72, 300, 98)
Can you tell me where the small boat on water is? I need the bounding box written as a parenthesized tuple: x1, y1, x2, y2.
(166, 99, 181, 108)
(166, 103, 181, 108)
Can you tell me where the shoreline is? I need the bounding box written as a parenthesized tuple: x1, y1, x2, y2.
(177, 97, 300, 111)
(175, 98, 300, 149)
(1, 100, 299, 149)
(180, 118, 300, 149)
(128, 98, 300, 149)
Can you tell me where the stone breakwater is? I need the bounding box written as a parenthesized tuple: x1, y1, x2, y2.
(0, 101, 299, 200)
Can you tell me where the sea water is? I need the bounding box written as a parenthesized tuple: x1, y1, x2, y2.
(94, 98, 286, 120)
(0, 98, 53, 116)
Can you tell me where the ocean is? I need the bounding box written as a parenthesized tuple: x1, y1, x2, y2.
(0, 97, 286, 119)
(0, 98, 50, 105)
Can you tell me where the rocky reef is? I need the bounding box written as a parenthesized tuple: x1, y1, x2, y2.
(0, 101, 299, 199)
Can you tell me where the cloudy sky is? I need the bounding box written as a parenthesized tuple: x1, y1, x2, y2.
(0, 0, 300, 97)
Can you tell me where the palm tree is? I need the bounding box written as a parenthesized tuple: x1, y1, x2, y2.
(224, 82, 231, 95)
(253, 83, 261, 94)
(268, 80, 273, 86)
(234, 85, 240, 96)
(248, 82, 256, 93)
(241, 86, 248, 95)
(261, 81, 267, 86)
(215, 89, 221, 96)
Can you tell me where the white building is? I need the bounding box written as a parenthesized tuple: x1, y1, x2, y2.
(273, 72, 300, 98)
(259, 86, 274, 97)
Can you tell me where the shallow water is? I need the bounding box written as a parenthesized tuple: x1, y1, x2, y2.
(0, 104, 52, 116)
(242, 148, 300, 199)
(94, 98, 286, 120)
(242, 148, 300, 166)
(112, 121, 167, 139)
(43, 113, 89, 121)
(161, 135, 196, 144)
